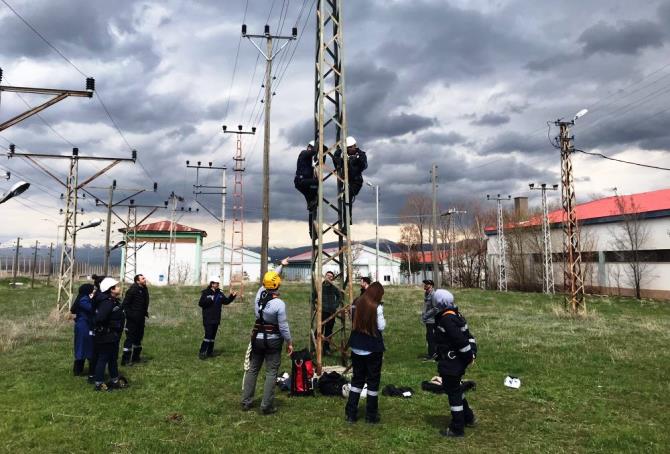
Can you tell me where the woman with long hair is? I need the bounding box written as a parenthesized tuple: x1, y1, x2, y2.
(345, 281, 386, 424)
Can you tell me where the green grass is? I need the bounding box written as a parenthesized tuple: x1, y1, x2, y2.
(1, 279, 669, 453)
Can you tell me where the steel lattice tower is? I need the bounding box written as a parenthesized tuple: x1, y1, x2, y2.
(56, 155, 79, 310)
(122, 205, 138, 285)
(556, 120, 585, 312)
(311, 0, 354, 374)
(487, 194, 511, 291)
(230, 132, 247, 297)
(530, 183, 559, 294)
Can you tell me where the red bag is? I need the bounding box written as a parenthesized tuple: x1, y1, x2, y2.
(290, 349, 314, 396)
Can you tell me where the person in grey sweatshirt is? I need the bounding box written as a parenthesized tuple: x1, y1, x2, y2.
(420, 279, 437, 359)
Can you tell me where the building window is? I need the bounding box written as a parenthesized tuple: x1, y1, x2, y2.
(384, 275, 391, 282)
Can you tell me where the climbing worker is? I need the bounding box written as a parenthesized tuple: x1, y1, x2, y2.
(198, 276, 237, 359)
(294, 140, 319, 210)
(333, 136, 368, 200)
(241, 258, 293, 414)
(432, 289, 477, 437)
(93, 277, 128, 391)
(71, 283, 96, 377)
(121, 274, 150, 366)
(420, 279, 437, 360)
(345, 282, 386, 424)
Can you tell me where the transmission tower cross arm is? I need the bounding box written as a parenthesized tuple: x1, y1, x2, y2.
(0, 68, 94, 131)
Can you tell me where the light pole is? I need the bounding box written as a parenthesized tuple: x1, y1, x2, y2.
(0, 180, 30, 204)
(366, 181, 380, 281)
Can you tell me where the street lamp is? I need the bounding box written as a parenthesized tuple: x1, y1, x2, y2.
(0, 180, 30, 204)
(366, 181, 380, 281)
(76, 218, 102, 232)
(110, 240, 126, 251)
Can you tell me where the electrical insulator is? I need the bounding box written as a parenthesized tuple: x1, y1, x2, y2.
(222, 125, 227, 132)
(252, 127, 257, 133)
(73, 148, 79, 156)
(153, 182, 158, 191)
(9, 144, 15, 154)
(86, 78, 95, 91)
(292, 27, 297, 38)
(241, 24, 247, 36)
(238, 125, 242, 131)
(208, 162, 212, 167)
(0, 67, 3, 83)
(197, 161, 201, 166)
(130, 199, 135, 205)
(131, 149, 137, 161)
(264, 24, 270, 35)
(113, 179, 117, 188)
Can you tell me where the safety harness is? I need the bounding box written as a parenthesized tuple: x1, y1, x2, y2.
(251, 290, 281, 351)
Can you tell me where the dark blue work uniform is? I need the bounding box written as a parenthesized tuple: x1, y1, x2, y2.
(198, 287, 236, 358)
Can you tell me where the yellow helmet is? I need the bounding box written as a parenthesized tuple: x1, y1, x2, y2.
(263, 271, 282, 290)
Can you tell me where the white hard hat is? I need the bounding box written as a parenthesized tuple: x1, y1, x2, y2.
(308, 140, 315, 147)
(345, 136, 356, 147)
(99, 277, 119, 293)
(210, 276, 221, 284)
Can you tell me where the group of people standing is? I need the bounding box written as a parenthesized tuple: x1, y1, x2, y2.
(70, 274, 149, 391)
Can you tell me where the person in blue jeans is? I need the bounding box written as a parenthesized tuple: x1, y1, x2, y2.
(93, 278, 127, 391)
(345, 282, 386, 424)
(71, 283, 96, 377)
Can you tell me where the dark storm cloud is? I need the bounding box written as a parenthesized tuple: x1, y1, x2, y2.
(579, 20, 666, 56)
(471, 112, 511, 127)
(415, 131, 467, 145)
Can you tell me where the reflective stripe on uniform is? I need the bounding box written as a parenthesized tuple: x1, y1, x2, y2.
(469, 338, 476, 343)
(460, 324, 468, 332)
(450, 405, 464, 412)
(367, 390, 378, 396)
(350, 386, 363, 394)
(203, 338, 213, 342)
(459, 344, 471, 353)
(123, 348, 131, 352)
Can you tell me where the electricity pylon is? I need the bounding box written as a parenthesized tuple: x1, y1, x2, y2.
(529, 183, 559, 294)
(487, 194, 511, 291)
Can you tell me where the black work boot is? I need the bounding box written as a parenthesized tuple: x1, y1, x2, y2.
(198, 342, 208, 360)
(345, 392, 360, 423)
(365, 395, 380, 424)
(121, 349, 132, 366)
(73, 359, 85, 376)
(131, 346, 143, 363)
(206, 342, 215, 357)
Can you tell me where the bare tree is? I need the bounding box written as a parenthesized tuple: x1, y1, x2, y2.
(399, 223, 421, 284)
(609, 195, 650, 299)
(400, 193, 432, 280)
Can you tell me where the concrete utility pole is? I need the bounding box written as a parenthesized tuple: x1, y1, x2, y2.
(430, 164, 440, 287)
(555, 114, 586, 313)
(8, 146, 136, 309)
(529, 183, 559, 294)
(186, 160, 228, 285)
(223, 125, 256, 298)
(11, 237, 20, 286)
(242, 24, 297, 276)
(47, 242, 54, 286)
(487, 194, 512, 291)
(30, 240, 39, 288)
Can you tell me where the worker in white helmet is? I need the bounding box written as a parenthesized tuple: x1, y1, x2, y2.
(334, 136, 368, 223)
(294, 140, 319, 211)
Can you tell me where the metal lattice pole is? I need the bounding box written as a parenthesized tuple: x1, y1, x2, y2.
(167, 193, 180, 285)
(57, 155, 78, 310)
(530, 183, 559, 294)
(122, 205, 138, 285)
(556, 121, 586, 313)
(487, 194, 511, 291)
(311, 0, 354, 374)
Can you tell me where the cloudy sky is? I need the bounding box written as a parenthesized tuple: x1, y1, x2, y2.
(1, 0, 669, 250)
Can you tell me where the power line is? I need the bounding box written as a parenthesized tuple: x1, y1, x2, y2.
(575, 148, 670, 171)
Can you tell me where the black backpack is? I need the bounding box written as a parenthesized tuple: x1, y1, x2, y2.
(318, 371, 347, 396)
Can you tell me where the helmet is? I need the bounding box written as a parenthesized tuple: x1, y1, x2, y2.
(99, 277, 119, 293)
(263, 271, 282, 290)
(210, 276, 221, 284)
(308, 140, 315, 147)
(345, 136, 356, 147)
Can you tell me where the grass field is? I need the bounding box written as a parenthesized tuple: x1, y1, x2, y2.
(1, 278, 669, 453)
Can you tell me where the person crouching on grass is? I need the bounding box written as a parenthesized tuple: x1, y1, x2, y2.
(345, 282, 386, 424)
(198, 276, 237, 359)
(93, 278, 128, 391)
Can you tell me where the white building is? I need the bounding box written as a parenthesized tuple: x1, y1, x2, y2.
(485, 189, 670, 299)
(284, 243, 402, 284)
(120, 220, 207, 286)
(200, 243, 264, 286)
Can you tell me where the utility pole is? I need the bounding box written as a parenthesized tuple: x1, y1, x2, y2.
(242, 24, 297, 276)
(103, 181, 115, 275)
(223, 125, 256, 297)
(366, 182, 380, 281)
(8, 146, 136, 310)
(441, 208, 467, 287)
(167, 192, 184, 285)
(555, 117, 586, 313)
(529, 183, 559, 294)
(11, 237, 21, 286)
(46, 242, 54, 286)
(30, 240, 39, 288)
(430, 165, 440, 287)
(186, 160, 228, 286)
(487, 194, 512, 291)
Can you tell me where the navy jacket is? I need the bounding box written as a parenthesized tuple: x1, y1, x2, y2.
(122, 283, 149, 320)
(94, 293, 126, 344)
(334, 148, 368, 182)
(348, 301, 385, 353)
(199, 287, 236, 325)
(434, 309, 476, 376)
(295, 147, 317, 179)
